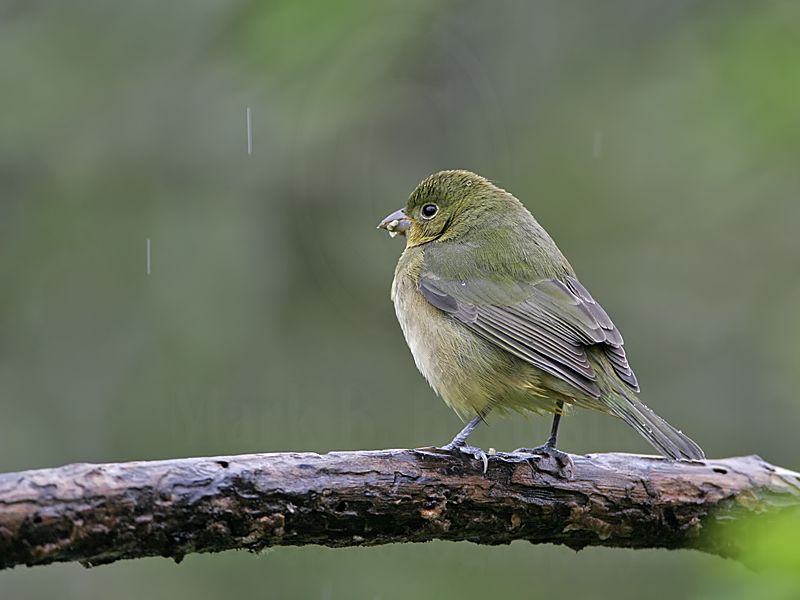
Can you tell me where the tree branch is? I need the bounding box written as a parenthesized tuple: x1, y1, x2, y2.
(1, 448, 798, 570)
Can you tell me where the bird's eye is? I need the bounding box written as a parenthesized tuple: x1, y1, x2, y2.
(420, 203, 438, 219)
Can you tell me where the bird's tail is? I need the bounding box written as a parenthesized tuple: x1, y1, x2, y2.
(598, 364, 705, 460)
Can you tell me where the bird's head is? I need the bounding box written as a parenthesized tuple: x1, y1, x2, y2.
(378, 170, 511, 247)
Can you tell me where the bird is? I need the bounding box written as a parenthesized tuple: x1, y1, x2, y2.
(378, 169, 704, 468)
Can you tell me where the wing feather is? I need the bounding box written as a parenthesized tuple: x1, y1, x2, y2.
(418, 260, 639, 397)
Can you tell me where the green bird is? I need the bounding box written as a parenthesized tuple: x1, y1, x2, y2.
(379, 169, 704, 465)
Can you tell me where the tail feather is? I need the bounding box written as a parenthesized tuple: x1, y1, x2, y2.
(598, 364, 705, 460)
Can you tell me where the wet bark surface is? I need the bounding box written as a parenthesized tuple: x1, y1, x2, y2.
(1, 448, 799, 570)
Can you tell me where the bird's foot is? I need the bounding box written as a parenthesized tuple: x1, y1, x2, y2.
(511, 444, 575, 479)
(441, 442, 489, 474)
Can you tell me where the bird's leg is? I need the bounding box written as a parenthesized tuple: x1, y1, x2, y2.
(514, 401, 574, 477)
(441, 414, 489, 473)
(545, 406, 563, 448)
(442, 415, 482, 450)
(515, 401, 563, 452)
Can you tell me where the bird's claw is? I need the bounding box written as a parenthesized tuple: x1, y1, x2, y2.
(441, 443, 489, 474)
(511, 445, 575, 479)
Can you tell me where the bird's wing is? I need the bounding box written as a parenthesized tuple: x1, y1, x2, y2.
(419, 259, 639, 399)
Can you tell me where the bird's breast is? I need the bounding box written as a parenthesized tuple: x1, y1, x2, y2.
(392, 269, 451, 395)
(391, 254, 501, 419)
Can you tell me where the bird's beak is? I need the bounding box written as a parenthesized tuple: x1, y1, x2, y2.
(377, 208, 411, 238)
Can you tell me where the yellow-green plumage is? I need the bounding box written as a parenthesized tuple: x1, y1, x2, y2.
(392, 247, 567, 419)
(384, 169, 704, 460)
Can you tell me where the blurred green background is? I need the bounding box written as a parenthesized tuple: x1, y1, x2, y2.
(2, 0, 799, 598)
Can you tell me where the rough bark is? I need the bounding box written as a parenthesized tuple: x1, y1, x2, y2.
(1, 448, 798, 570)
